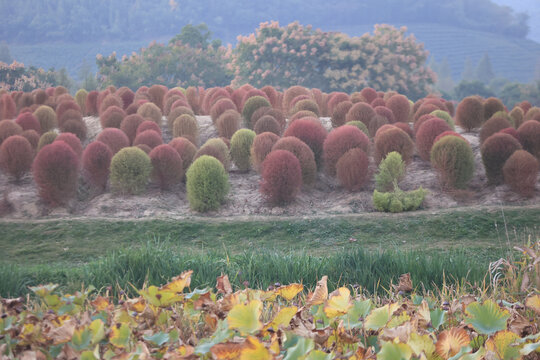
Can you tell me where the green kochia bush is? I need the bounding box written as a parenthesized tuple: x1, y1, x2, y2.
(242, 96, 271, 128)
(430, 136, 475, 189)
(230, 129, 256, 172)
(109, 147, 152, 194)
(186, 155, 230, 212)
(375, 151, 405, 192)
(373, 185, 428, 213)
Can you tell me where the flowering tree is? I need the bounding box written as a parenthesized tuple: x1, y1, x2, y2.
(325, 25, 436, 99)
(231, 21, 333, 90)
(0, 61, 58, 92)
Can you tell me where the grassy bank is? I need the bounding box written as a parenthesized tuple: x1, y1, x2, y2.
(0, 207, 537, 297)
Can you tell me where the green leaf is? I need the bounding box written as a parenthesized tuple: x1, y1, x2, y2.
(227, 300, 263, 335)
(109, 323, 131, 348)
(70, 328, 92, 352)
(284, 336, 314, 360)
(305, 349, 333, 360)
(194, 320, 233, 355)
(520, 340, 540, 355)
(448, 346, 473, 360)
(376, 341, 412, 360)
(80, 351, 98, 360)
(143, 332, 170, 347)
(364, 303, 399, 331)
(430, 308, 446, 330)
(453, 347, 485, 360)
(465, 300, 510, 335)
(89, 319, 105, 344)
(342, 299, 372, 330)
(28, 284, 58, 297)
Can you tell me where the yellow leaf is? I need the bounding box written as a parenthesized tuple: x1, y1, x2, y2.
(276, 283, 303, 301)
(417, 300, 431, 323)
(307, 275, 328, 306)
(160, 270, 193, 293)
(265, 306, 297, 331)
(211, 341, 245, 359)
(90, 296, 109, 311)
(485, 330, 520, 360)
(324, 287, 352, 318)
(240, 336, 272, 360)
(408, 333, 435, 358)
(227, 300, 263, 335)
(435, 327, 470, 359)
(525, 294, 540, 315)
(269, 334, 280, 355)
(109, 323, 131, 348)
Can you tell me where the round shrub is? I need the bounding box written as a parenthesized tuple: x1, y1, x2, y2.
(230, 129, 256, 172)
(116, 87, 135, 110)
(346, 102, 375, 126)
(169, 137, 197, 174)
(133, 129, 163, 149)
(291, 99, 319, 117)
(242, 89, 269, 109)
(242, 96, 271, 128)
(82, 141, 112, 191)
(375, 151, 405, 192)
(136, 144, 151, 154)
(283, 118, 327, 165)
(519, 101, 532, 114)
(58, 109, 83, 128)
(289, 95, 312, 110)
(96, 128, 130, 155)
(137, 102, 162, 125)
(148, 85, 167, 111)
(172, 114, 198, 145)
(0, 120, 23, 145)
(262, 85, 280, 109)
(251, 132, 280, 172)
(481, 133, 522, 185)
(21, 129, 40, 150)
(483, 97, 505, 121)
(100, 106, 126, 129)
(479, 116, 512, 144)
(201, 138, 231, 170)
(374, 124, 397, 139)
(327, 92, 350, 114)
(498, 127, 519, 141)
(0, 135, 33, 181)
(56, 101, 80, 123)
(371, 98, 386, 108)
(430, 110, 455, 130)
(393, 122, 414, 139)
(350, 92, 366, 104)
(289, 110, 318, 125)
(414, 103, 440, 122)
(374, 106, 395, 124)
(509, 107, 524, 129)
(60, 119, 87, 141)
(163, 95, 182, 116)
(167, 106, 195, 130)
(283, 86, 310, 113)
(254, 115, 281, 136)
(125, 103, 140, 115)
(345, 121, 370, 137)
(186, 155, 229, 212)
(524, 107, 540, 121)
(456, 96, 484, 131)
(0, 94, 16, 120)
(260, 150, 302, 205)
(98, 94, 123, 115)
(216, 110, 241, 139)
(430, 136, 474, 189)
(273, 136, 317, 185)
(54, 132, 83, 158)
(386, 94, 410, 123)
(374, 127, 415, 164)
(85, 91, 99, 116)
(120, 114, 145, 144)
(137, 120, 162, 137)
(109, 147, 152, 194)
(149, 144, 184, 189)
(369, 115, 390, 138)
(323, 125, 370, 176)
(37, 131, 57, 152)
(416, 118, 452, 161)
(503, 150, 538, 197)
(250, 106, 272, 128)
(54, 86, 69, 99)
(517, 120, 540, 160)
(74, 89, 88, 115)
(413, 114, 436, 135)
(15, 112, 41, 134)
(266, 109, 286, 130)
(33, 141, 79, 206)
(210, 98, 237, 123)
(185, 87, 201, 114)
(433, 131, 466, 145)
(33, 89, 48, 105)
(361, 87, 378, 104)
(336, 148, 369, 191)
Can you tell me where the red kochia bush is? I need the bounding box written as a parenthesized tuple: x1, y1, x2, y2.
(262, 85, 280, 109)
(216, 110, 241, 139)
(272, 137, 317, 186)
(99, 93, 123, 115)
(148, 85, 168, 111)
(210, 98, 237, 123)
(346, 102, 375, 126)
(416, 118, 452, 161)
(21, 129, 40, 150)
(370, 98, 386, 108)
(374, 106, 396, 124)
(137, 120, 162, 137)
(33, 141, 79, 206)
(361, 87, 378, 104)
(283, 118, 328, 165)
(96, 128, 130, 155)
(456, 96, 484, 131)
(498, 127, 519, 141)
(100, 106, 126, 129)
(0, 94, 16, 120)
(120, 114, 145, 144)
(374, 127, 415, 164)
(331, 101, 353, 129)
(283, 86, 311, 113)
(54, 132, 83, 158)
(327, 92, 350, 115)
(149, 144, 184, 189)
(254, 115, 281, 136)
(393, 122, 413, 139)
(517, 120, 540, 160)
(0, 135, 34, 181)
(169, 137, 197, 174)
(483, 97, 505, 121)
(56, 101, 81, 123)
(133, 129, 163, 149)
(116, 87, 135, 110)
(82, 141, 112, 191)
(433, 131, 466, 145)
(481, 133, 522, 185)
(0, 120, 23, 145)
(251, 132, 280, 172)
(60, 119, 87, 141)
(336, 148, 370, 191)
(479, 116, 512, 144)
(503, 150, 539, 197)
(323, 125, 370, 176)
(85, 91, 99, 116)
(260, 149, 302, 205)
(15, 112, 41, 133)
(185, 87, 201, 114)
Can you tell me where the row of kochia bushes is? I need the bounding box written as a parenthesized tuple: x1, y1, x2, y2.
(0, 84, 539, 212)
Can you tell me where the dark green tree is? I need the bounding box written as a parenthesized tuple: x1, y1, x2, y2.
(475, 53, 495, 85)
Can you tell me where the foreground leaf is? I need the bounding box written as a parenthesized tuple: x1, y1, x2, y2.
(227, 300, 263, 335)
(465, 300, 510, 335)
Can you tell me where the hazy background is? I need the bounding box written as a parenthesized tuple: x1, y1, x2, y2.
(1, 0, 539, 86)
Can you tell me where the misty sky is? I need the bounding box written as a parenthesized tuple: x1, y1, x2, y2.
(491, 0, 540, 42)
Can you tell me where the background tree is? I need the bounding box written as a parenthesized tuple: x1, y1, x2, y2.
(475, 53, 496, 85)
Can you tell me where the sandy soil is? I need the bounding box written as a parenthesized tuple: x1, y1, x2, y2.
(0, 116, 538, 220)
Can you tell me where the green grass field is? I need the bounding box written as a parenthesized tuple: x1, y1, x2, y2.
(1, 206, 537, 297)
